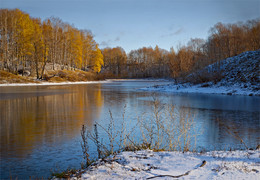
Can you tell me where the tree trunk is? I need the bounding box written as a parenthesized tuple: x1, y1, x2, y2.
(34, 45, 39, 79)
(40, 46, 48, 79)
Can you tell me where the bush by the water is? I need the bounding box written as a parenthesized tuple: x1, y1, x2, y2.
(80, 99, 198, 168)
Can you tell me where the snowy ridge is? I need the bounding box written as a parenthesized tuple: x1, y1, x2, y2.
(203, 50, 259, 85)
(75, 149, 260, 179)
(141, 50, 260, 96)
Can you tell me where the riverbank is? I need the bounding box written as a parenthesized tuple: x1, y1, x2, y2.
(0, 78, 169, 87)
(140, 82, 260, 96)
(1, 77, 259, 96)
(0, 80, 112, 86)
(60, 149, 260, 179)
(0, 69, 105, 85)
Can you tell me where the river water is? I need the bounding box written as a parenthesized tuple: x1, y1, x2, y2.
(0, 80, 259, 179)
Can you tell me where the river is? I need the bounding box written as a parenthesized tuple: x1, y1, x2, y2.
(0, 80, 259, 179)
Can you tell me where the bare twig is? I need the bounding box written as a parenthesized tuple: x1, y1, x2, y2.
(147, 160, 206, 179)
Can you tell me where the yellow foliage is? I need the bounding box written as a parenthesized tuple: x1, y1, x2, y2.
(92, 45, 104, 73)
(14, 9, 34, 58)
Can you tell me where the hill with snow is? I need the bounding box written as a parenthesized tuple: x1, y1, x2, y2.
(141, 50, 260, 96)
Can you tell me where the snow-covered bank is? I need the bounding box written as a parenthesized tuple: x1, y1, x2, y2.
(0, 80, 112, 87)
(140, 83, 260, 96)
(141, 50, 260, 96)
(77, 149, 260, 179)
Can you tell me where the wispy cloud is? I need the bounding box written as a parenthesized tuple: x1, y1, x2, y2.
(173, 28, 184, 35)
(114, 37, 120, 41)
(100, 40, 111, 47)
(160, 28, 184, 38)
(99, 35, 122, 48)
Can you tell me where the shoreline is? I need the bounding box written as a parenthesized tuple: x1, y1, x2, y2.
(0, 79, 170, 87)
(1, 79, 259, 97)
(60, 149, 260, 179)
(0, 80, 113, 87)
(140, 83, 260, 96)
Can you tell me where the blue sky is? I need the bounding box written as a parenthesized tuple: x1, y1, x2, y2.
(1, 0, 260, 52)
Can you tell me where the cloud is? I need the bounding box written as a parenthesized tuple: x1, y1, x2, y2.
(168, 24, 174, 31)
(100, 40, 111, 47)
(160, 28, 184, 38)
(119, 31, 125, 36)
(173, 28, 184, 35)
(114, 37, 120, 41)
(99, 34, 123, 48)
(100, 36, 121, 47)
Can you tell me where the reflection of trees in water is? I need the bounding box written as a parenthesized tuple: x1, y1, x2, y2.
(205, 110, 260, 150)
(0, 84, 259, 158)
(0, 85, 104, 157)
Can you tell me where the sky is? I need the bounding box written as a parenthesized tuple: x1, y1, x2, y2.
(1, 0, 260, 53)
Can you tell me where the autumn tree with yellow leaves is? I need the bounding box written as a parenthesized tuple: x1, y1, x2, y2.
(0, 9, 259, 80)
(90, 45, 104, 73)
(0, 9, 103, 78)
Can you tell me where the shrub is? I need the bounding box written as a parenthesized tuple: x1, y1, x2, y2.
(186, 70, 223, 84)
(80, 99, 199, 167)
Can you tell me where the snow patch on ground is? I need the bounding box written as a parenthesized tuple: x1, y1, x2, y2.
(0, 80, 112, 87)
(0, 79, 169, 87)
(140, 83, 259, 96)
(78, 150, 260, 179)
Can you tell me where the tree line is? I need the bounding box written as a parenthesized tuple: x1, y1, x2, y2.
(0, 9, 103, 79)
(102, 19, 259, 78)
(0, 9, 259, 80)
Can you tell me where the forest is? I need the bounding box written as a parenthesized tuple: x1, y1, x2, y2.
(0, 8, 260, 81)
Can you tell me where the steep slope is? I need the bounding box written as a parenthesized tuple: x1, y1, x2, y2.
(188, 50, 260, 87)
(217, 51, 259, 85)
(142, 50, 260, 95)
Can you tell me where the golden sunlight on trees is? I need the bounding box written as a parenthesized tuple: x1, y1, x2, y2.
(102, 47, 127, 76)
(15, 9, 34, 73)
(0, 9, 259, 80)
(127, 46, 170, 78)
(125, 18, 259, 79)
(32, 18, 44, 79)
(90, 45, 104, 73)
(0, 9, 101, 78)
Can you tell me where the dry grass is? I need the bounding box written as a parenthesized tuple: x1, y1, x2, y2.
(0, 70, 37, 84)
(0, 69, 104, 84)
(46, 70, 101, 82)
(186, 70, 223, 84)
(80, 99, 199, 168)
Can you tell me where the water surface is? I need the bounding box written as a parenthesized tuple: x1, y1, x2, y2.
(0, 80, 259, 179)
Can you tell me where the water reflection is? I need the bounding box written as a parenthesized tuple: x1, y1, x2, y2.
(164, 93, 260, 151)
(0, 81, 259, 179)
(0, 85, 104, 159)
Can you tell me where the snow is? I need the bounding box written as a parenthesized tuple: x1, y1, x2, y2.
(0, 79, 169, 87)
(141, 50, 260, 96)
(140, 83, 259, 96)
(77, 149, 260, 179)
(0, 80, 112, 87)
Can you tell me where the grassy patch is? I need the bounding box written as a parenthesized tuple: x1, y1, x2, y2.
(0, 70, 37, 84)
(0, 69, 105, 84)
(51, 168, 78, 179)
(47, 70, 102, 82)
